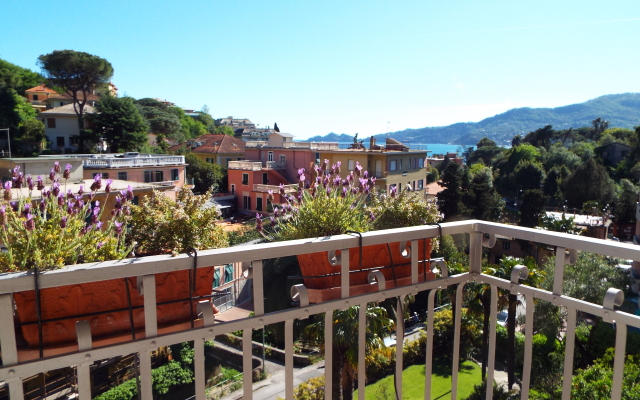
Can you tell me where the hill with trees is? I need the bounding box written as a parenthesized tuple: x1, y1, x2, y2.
(307, 93, 640, 146)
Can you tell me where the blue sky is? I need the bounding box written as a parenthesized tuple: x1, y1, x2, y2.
(2, 1, 639, 140)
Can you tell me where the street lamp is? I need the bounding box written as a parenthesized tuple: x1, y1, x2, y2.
(0, 128, 10, 158)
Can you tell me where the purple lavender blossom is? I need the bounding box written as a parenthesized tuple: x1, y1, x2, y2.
(115, 221, 123, 235)
(63, 163, 72, 179)
(60, 216, 67, 228)
(36, 176, 44, 191)
(53, 162, 61, 173)
(24, 213, 35, 231)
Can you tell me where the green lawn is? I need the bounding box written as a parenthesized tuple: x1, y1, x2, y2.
(356, 361, 482, 400)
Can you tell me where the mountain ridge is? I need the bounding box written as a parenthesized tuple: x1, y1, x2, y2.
(306, 93, 640, 145)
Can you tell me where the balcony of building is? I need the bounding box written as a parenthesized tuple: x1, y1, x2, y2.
(1, 221, 639, 400)
(82, 155, 186, 169)
(253, 183, 298, 193)
(228, 160, 286, 171)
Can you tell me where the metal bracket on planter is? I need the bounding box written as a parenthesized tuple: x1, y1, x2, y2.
(510, 265, 529, 294)
(291, 284, 310, 311)
(368, 270, 386, 291)
(482, 233, 497, 248)
(430, 258, 448, 278)
(328, 250, 342, 266)
(564, 248, 578, 265)
(197, 300, 216, 327)
(76, 320, 93, 352)
(400, 241, 410, 258)
(603, 288, 624, 323)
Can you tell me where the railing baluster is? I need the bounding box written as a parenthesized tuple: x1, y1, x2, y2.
(469, 233, 482, 274)
(194, 339, 205, 400)
(521, 294, 534, 400)
(285, 319, 294, 400)
(76, 320, 93, 400)
(486, 285, 498, 400)
(7, 378, 24, 400)
(243, 329, 253, 400)
(341, 249, 350, 299)
(451, 282, 466, 400)
(140, 350, 153, 400)
(410, 240, 418, 284)
(357, 302, 366, 400)
(395, 296, 404, 399)
(325, 310, 333, 400)
(425, 289, 437, 400)
(139, 274, 157, 400)
(0, 294, 18, 367)
(611, 322, 627, 400)
(561, 307, 577, 400)
(553, 247, 565, 296)
(252, 260, 264, 317)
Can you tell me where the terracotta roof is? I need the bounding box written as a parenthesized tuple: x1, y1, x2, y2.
(169, 134, 246, 154)
(425, 181, 445, 195)
(47, 92, 101, 102)
(39, 104, 95, 115)
(25, 85, 58, 94)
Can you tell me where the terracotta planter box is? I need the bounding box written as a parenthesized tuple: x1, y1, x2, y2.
(297, 239, 433, 302)
(13, 267, 215, 348)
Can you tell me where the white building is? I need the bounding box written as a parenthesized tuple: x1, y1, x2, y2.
(39, 104, 95, 152)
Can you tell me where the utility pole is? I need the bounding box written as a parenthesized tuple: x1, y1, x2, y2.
(0, 128, 10, 158)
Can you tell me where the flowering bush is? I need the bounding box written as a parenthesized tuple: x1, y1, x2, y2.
(0, 163, 132, 272)
(369, 185, 441, 230)
(129, 188, 228, 255)
(259, 160, 375, 241)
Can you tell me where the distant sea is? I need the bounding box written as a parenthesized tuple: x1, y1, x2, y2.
(305, 142, 470, 155)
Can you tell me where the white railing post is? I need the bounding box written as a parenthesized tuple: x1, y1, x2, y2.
(451, 282, 466, 400)
(395, 296, 405, 399)
(243, 329, 253, 400)
(0, 294, 18, 367)
(561, 307, 577, 400)
(252, 260, 264, 317)
(486, 285, 498, 400)
(285, 319, 294, 400)
(425, 289, 437, 400)
(469, 232, 482, 274)
(358, 302, 366, 400)
(324, 310, 333, 400)
(521, 294, 534, 400)
(341, 249, 350, 299)
(76, 320, 93, 400)
(139, 274, 157, 400)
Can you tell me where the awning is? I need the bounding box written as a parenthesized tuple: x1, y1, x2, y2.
(214, 200, 235, 209)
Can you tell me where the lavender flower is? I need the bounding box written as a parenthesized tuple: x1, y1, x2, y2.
(53, 161, 61, 173)
(60, 216, 67, 228)
(39, 199, 46, 212)
(3, 181, 11, 201)
(279, 183, 285, 195)
(63, 163, 72, 179)
(105, 178, 113, 194)
(24, 213, 35, 231)
(51, 182, 60, 197)
(115, 221, 123, 235)
(49, 169, 55, 181)
(37, 176, 44, 191)
(90, 174, 102, 191)
(77, 185, 84, 196)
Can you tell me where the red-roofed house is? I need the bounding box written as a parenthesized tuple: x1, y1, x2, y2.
(25, 85, 102, 112)
(169, 134, 246, 167)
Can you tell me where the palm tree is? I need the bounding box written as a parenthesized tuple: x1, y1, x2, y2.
(305, 304, 393, 400)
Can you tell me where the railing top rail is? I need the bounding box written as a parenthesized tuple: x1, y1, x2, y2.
(0, 221, 468, 294)
(3, 219, 640, 293)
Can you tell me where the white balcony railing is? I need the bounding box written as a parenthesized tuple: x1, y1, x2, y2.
(83, 156, 186, 169)
(1, 221, 640, 400)
(282, 142, 340, 150)
(228, 160, 286, 170)
(253, 183, 298, 193)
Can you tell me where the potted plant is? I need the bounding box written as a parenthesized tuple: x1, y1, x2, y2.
(129, 188, 229, 327)
(3, 164, 135, 347)
(260, 161, 440, 302)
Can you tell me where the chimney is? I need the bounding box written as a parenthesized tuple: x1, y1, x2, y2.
(369, 136, 376, 150)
